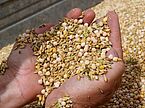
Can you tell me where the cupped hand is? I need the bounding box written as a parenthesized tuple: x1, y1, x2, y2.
(3, 16, 54, 108)
(45, 9, 125, 108)
(5, 25, 53, 106)
(3, 8, 85, 107)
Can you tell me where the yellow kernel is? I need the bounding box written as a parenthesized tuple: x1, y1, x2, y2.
(99, 65, 105, 70)
(113, 57, 119, 62)
(38, 79, 43, 84)
(41, 89, 46, 94)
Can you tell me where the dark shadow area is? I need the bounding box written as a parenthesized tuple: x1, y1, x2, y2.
(99, 57, 143, 107)
(23, 101, 42, 108)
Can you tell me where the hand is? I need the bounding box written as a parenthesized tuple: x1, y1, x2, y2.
(0, 8, 90, 108)
(45, 9, 125, 108)
(0, 18, 53, 108)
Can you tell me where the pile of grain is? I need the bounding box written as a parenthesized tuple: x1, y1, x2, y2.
(13, 15, 120, 107)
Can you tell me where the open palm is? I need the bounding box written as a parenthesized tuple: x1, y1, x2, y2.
(6, 25, 53, 107)
(45, 10, 124, 108)
(4, 8, 87, 107)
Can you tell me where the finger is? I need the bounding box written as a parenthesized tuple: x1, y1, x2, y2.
(66, 8, 95, 25)
(106, 49, 124, 80)
(66, 8, 82, 19)
(83, 9, 95, 24)
(34, 23, 54, 34)
(107, 11, 123, 59)
(35, 8, 95, 35)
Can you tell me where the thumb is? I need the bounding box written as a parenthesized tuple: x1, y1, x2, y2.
(105, 48, 124, 81)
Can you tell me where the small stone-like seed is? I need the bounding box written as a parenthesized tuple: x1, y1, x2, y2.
(87, 37, 91, 41)
(74, 19, 78, 23)
(45, 71, 51, 76)
(91, 64, 96, 69)
(84, 23, 89, 27)
(78, 19, 83, 24)
(92, 48, 96, 52)
(81, 42, 85, 47)
(64, 74, 68, 79)
(54, 81, 61, 88)
(41, 89, 46, 94)
(95, 75, 99, 80)
(84, 52, 88, 56)
(38, 79, 43, 84)
(62, 22, 67, 27)
(53, 41, 58, 46)
(26, 29, 30, 33)
(85, 60, 90, 65)
(49, 78, 54, 82)
(44, 81, 50, 86)
(113, 57, 119, 62)
(69, 47, 73, 52)
(78, 52, 83, 57)
(80, 49, 84, 52)
(98, 21, 104, 27)
(76, 45, 81, 49)
(99, 65, 105, 70)
(77, 30, 82, 34)
(42, 68, 47, 73)
(53, 53, 57, 58)
(61, 101, 66, 106)
(103, 17, 108, 23)
(84, 45, 89, 52)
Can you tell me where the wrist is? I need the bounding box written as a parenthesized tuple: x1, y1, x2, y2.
(0, 69, 24, 108)
(0, 69, 14, 88)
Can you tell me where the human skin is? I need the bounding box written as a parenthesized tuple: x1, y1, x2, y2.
(45, 9, 124, 108)
(0, 8, 124, 108)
